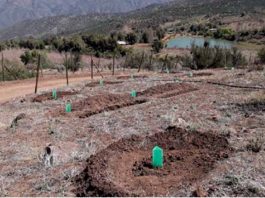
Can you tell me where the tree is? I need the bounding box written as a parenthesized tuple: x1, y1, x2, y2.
(152, 40, 164, 53)
(58, 36, 85, 53)
(64, 52, 82, 73)
(20, 50, 38, 65)
(141, 32, 150, 43)
(156, 28, 165, 40)
(125, 33, 137, 45)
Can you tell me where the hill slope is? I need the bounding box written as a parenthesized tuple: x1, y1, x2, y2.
(0, 0, 171, 29)
(0, 0, 264, 40)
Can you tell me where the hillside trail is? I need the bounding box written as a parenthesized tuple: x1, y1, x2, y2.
(0, 73, 105, 104)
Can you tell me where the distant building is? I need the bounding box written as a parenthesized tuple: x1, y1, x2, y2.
(209, 28, 217, 32)
(117, 41, 127, 45)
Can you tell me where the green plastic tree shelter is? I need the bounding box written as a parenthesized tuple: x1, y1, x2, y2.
(65, 102, 72, 113)
(52, 89, 57, 100)
(152, 146, 163, 168)
(100, 79, 104, 86)
(131, 90, 137, 98)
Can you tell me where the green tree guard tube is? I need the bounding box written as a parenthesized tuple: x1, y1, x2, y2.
(52, 89, 57, 100)
(152, 146, 163, 168)
(131, 90, 137, 98)
(65, 102, 72, 113)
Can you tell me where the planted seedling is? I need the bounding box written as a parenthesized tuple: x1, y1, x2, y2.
(52, 89, 57, 100)
(65, 101, 72, 113)
(152, 146, 163, 168)
(131, 90, 137, 98)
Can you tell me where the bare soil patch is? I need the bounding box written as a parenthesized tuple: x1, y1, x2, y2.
(32, 91, 78, 103)
(74, 126, 232, 197)
(139, 83, 198, 98)
(52, 93, 147, 118)
(193, 72, 213, 77)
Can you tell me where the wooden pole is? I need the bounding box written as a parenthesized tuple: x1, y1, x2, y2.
(65, 53, 69, 86)
(1, 52, 4, 81)
(149, 51, 153, 70)
(35, 54, 41, 94)
(40, 55, 43, 77)
(138, 51, 145, 73)
(123, 54, 128, 71)
(161, 54, 168, 73)
(91, 56, 94, 80)
(112, 52, 115, 76)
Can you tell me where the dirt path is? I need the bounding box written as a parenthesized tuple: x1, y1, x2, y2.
(0, 74, 98, 104)
(0, 70, 149, 104)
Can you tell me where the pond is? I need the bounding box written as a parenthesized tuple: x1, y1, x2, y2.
(166, 36, 234, 49)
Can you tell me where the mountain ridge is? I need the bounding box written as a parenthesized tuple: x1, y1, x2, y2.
(0, 0, 171, 29)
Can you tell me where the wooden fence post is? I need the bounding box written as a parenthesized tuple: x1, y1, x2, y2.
(65, 53, 69, 86)
(35, 54, 41, 94)
(123, 54, 128, 71)
(112, 52, 115, 76)
(138, 51, 145, 73)
(91, 56, 94, 80)
(1, 52, 4, 81)
(149, 51, 153, 70)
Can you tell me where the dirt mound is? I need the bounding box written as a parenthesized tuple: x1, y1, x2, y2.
(139, 83, 198, 98)
(85, 81, 123, 87)
(117, 75, 148, 80)
(193, 72, 213, 77)
(32, 91, 78, 102)
(74, 126, 232, 197)
(53, 93, 147, 118)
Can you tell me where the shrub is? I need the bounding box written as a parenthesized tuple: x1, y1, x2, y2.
(20, 50, 53, 69)
(187, 42, 246, 69)
(140, 32, 150, 43)
(82, 34, 118, 54)
(64, 52, 82, 73)
(257, 47, 265, 64)
(152, 39, 164, 53)
(58, 36, 85, 53)
(0, 60, 34, 81)
(246, 134, 264, 153)
(156, 28, 165, 40)
(20, 50, 38, 65)
(125, 33, 138, 45)
(19, 39, 45, 50)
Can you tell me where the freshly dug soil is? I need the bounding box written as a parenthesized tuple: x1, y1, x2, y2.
(193, 72, 213, 77)
(32, 91, 78, 102)
(74, 126, 232, 197)
(139, 83, 198, 98)
(53, 93, 147, 118)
